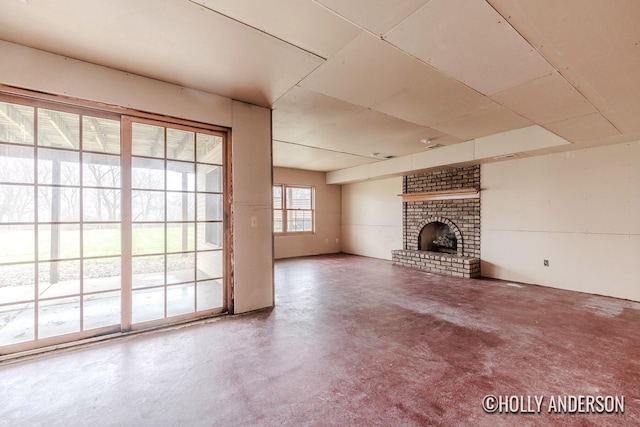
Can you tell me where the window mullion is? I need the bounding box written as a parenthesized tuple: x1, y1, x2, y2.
(282, 185, 288, 233)
(120, 117, 133, 331)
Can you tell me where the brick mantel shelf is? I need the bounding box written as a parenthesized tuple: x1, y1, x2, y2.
(399, 188, 480, 202)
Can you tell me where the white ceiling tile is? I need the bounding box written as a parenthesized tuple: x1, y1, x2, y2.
(298, 108, 439, 158)
(313, 0, 431, 36)
(488, 0, 640, 134)
(385, 0, 554, 95)
(488, 0, 640, 70)
(299, 32, 431, 107)
(560, 48, 640, 134)
(545, 113, 621, 144)
(0, 0, 323, 107)
(490, 72, 595, 125)
(372, 71, 495, 126)
(1, 0, 639, 173)
(273, 140, 375, 171)
(432, 105, 532, 140)
(191, 0, 361, 59)
(272, 86, 363, 142)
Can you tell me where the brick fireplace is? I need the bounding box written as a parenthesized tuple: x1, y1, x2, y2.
(392, 165, 481, 278)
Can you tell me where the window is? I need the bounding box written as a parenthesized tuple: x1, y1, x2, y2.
(273, 185, 314, 233)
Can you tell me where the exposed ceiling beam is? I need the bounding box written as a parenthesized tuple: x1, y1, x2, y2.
(0, 104, 34, 142)
(41, 109, 77, 148)
(86, 116, 107, 151)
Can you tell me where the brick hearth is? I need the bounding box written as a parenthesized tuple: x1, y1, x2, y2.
(392, 250, 480, 278)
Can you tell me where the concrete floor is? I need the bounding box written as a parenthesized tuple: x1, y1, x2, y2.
(1, 254, 639, 426)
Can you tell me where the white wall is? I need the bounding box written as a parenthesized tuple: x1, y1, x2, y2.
(273, 167, 341, 259)
(0, 40, 232, 127)
(482, 141, 640, 301)
(341, 177, 403, 260)
(0, 41, 273, 314)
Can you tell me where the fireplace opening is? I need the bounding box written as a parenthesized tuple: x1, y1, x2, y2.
(418, 221, 458, 254)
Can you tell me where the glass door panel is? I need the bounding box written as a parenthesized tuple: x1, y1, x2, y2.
(127, 119, 226, 329)
(0, 99, 123, 352)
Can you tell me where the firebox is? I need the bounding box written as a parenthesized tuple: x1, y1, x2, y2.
(419, 221, 457, 254)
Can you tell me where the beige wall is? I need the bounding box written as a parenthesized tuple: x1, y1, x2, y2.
(273, 167, 341, 259)
(341, 177, 403, 260)
(482, 141, 640, 302)
(0, 41, 273, 314)
(231, 103, 274, 312)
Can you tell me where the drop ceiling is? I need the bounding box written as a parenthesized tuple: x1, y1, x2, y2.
(0, 0, 638, 176)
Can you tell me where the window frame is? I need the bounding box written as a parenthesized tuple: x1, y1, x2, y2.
(273, 184, 315, 235)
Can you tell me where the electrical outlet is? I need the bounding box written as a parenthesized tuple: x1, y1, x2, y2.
(543, 259, 549, 267)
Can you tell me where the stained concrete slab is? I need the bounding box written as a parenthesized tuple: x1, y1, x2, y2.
(0, 254, 638, 426)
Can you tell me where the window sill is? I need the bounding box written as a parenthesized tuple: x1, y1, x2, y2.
(274, 231, 316, 237)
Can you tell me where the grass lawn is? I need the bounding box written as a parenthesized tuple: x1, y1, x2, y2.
(0, 226, 196, 264)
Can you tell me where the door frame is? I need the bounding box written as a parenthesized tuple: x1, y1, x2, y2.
(0, 88, 233, 357)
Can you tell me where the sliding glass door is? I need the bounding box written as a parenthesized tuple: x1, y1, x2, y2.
(124, 117, 226, 330)
(0, 95, 228, 355)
